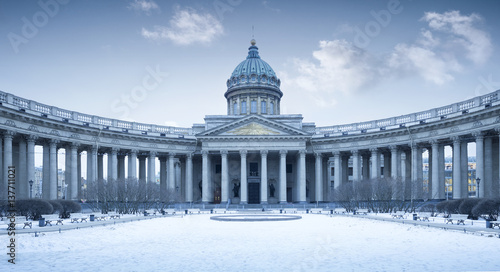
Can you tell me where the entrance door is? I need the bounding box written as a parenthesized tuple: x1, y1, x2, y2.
(214, 188, 221, 204)
(287, 187, 293, 203)
(248, 183, 260, 204)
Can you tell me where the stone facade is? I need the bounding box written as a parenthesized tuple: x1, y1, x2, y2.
(1, 41, 500, 203)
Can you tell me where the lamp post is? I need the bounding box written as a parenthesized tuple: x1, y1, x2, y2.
(476, 177, 481, 198)
(29, 180, 33, 198)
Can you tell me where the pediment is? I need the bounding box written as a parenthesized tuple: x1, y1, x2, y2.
(197, 115, 310, 137)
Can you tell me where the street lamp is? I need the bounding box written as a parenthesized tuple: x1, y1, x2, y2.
(476, 177, 481, 198)
(29, 180, 33, 198)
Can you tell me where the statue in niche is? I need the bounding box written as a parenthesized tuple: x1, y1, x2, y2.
(269, 183, 275, 198)
(232, 183, 240, 198)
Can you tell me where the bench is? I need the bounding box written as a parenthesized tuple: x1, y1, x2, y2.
(108, 212, 120, 219)
(165, 209, 177, 214)
(355, 209, 368, 215)
(42, 214, 63, 226)
(187, 209, 201, 214)
(309, 208, 324, 214)
(70, 213, 88, 223)
(144, 209, 157, 216)
(489, 221, 500, 229)
(416, 212, 431, 222)
(3, 216, 32, 229)
(212, 208, 227, 214)
(445, 214, 469, 225)
(391, 211, 406, 219)
(334, 208, 347, 214)
(283, 208, 297, 214)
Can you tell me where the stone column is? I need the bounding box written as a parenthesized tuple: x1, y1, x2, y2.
(460, 141, 468, 198)
(240, 150, 248, 204)
(400, 152, 407, 183)
(370, 148, 379, 180)
(411, 144, 421, 183)
(159, 157, 167, 201)
(452, 137, 461, 199)
(148, 151, 156, 183)
(49, 140, 58, 199)
(2, 132, 14, 200)
(484, 136, 493, 198)
(42, 142, 50, 199)
(351, 150, 361, 183)
(168, 153, 176, 190)
(202, 150, 209, 203)
(390, 146, 400, 180)
(138, 156, 146, 182)
(298, 150, 306, 203)
(18, 137, 27, 199)
(221, 150, 229, 203)
(279, 150, 287, 203)
(185, 153, 193, 202)
(117, 155, 126, 180)
(431, 141, 442, 199)
(110, 148, 119, 181)
(97, 153, 104, 180)
(474, 132, 484, 198)
(27, 136, 36, 198)
(260, 150, 268, 204)
(128, 150, 138, 179)
(315, 153, 323, 202)
(69, 144, 78, 200)
(333, 151, 341, 189)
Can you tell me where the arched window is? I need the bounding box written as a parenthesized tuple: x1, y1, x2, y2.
(270, 102, 274, 114)
(261, 101, 267, 114)
(250, 100, 257, 113)
(233, 102, 238, 115)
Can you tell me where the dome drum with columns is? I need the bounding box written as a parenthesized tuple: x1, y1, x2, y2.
(1, 40, 500, 204)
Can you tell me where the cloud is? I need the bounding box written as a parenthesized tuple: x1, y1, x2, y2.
(421, 10, 492, 65)
(141, 8, 223, 45)
(283, 40, 383, 106)
(128, 0, 160, 15)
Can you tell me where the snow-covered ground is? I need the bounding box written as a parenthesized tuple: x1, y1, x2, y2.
(3, 214, 500, 272)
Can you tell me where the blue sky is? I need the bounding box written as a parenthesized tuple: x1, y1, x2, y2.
(1, 0, 500, 128)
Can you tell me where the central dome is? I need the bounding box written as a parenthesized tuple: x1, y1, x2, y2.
(226, 40, 281, 92)
(224, 40, 283, 116)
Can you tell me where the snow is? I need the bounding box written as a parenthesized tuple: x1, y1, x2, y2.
(2, 214, 500, 272)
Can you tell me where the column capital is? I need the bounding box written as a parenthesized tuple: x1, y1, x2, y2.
(2, 130, 15, 139)
(473, 131, 484, 139)
(25, 134, 38, 143)
(333, 151, 341, 156)
(168, 152, 176, 157)
(111, 147, 120, 154)
(149, 151, 157, 157)
(71, 143, 80, 150)
(389, 145, 398, 152)
(201, 150, 209, 156)
(350, 150, 359, 155)
(260, 150, 268, 156)
(240, 149, 247, 156)
(429, 139, 439, 146)
(298, 149, 306, 155)
(129, 149, 139, 154)
(451, 136, 461, 144)
(220, 149, 228, 155)
(279, 150, 288, 155)
(315, 152, 322, 158)
(49, 139, 60, 146)
(186, 152, 193, 159)
(369, 147, 378, 153)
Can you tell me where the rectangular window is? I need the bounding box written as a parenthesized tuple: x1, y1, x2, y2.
(261, 101, 267, 114)
(331, 167, 335, 176)
(270, 102, 274, 114)
(251, 100, 257, 113)
(241, 101, 247, 114)
(249, 162, 259, 176)
(233, 102, 238, 115)
(348, 167, 353, 176)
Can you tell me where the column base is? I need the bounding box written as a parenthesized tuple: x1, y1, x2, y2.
(260, 201, 268, 205)
(240, 201, 247, 205)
